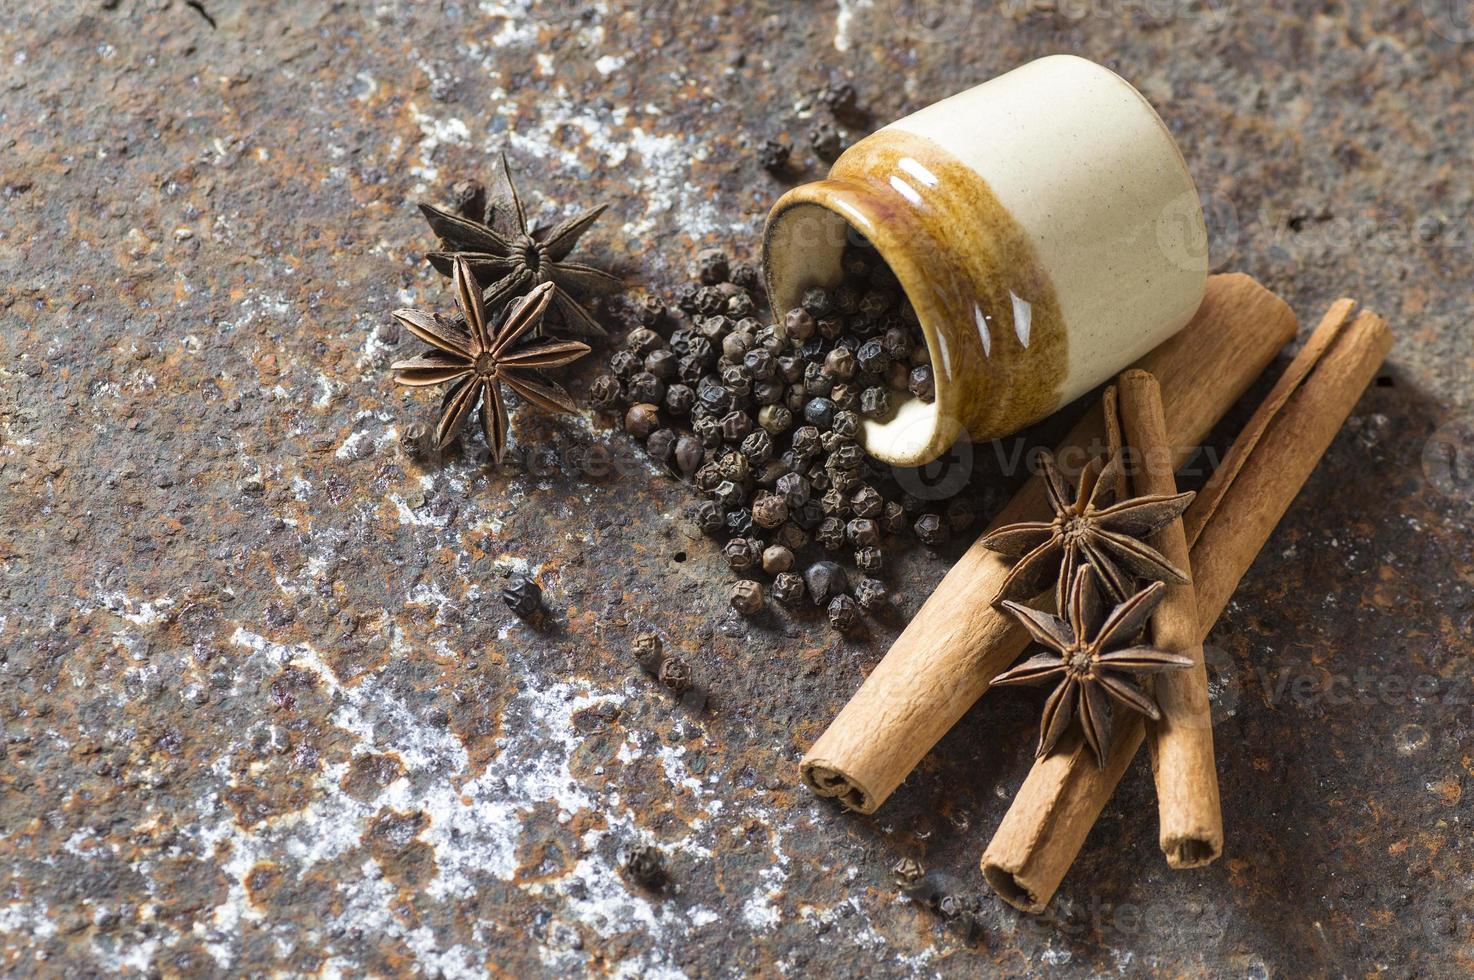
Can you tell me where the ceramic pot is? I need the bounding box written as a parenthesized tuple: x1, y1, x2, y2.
(763, 55, 1208, 467)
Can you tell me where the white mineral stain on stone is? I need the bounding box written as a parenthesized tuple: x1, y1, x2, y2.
(595, 54, 626, 75)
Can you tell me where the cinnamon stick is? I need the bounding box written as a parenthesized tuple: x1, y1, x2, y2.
(1118, 369, 1222, 869)
(801, 274, 1297, 812)
(980, 300, 1391, 913)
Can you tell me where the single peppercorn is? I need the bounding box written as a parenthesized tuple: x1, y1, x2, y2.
(724, 508, 755, 538)
(801, 286, 834, 317)
(791, 425, 823, 460)
(623, 845, 666, 889)
(816, 517, 847, 552)
(693, 499, 725, 536)
(849, 484, 883, 518)
(692, 415, 722, 449)
(501, 577, 542, 619)
(829, 383, 858, 411)
(828, 443, 865, 472)
(758, 137, 791, 173)
(589, 374, 623, 410)
(803, 362, 834, 397)
(673, 434, 704, 477)
(762, 544, 794, 575)
(946, 497, 977, 532)
(696, 248, 729, 285)
(859, 386, 890, 418)
(712, 479, 744, 510)
(820, 487, 849, 517)
(816, 315, 844, 341)
(627, 371, 665, 405)
(853, 577, 887, 612)
(854, 546, 884, 576)
(644, 348, 677, 381)
(751, 493, 789, 530)
(646, 428, 677, 464)
(637, 294, 666, 326)
(609, 349, 641, 378)
(827, 594, 860, 631)
(792, 499, 823, 530)
(914, 512, 949, 545)
(658, 656, 693, 693)
(804, 560, 848, 605)
(727, 291, 756, 318)
(776, 472, 810, 508)
(776, 522, 809, 550)
(819, 80, 858, 116)
(809, 123, 843, 162)
(909, 364, 935, 402)
(741, 428, 773, 465)
(632, 632, 663, 672)
(695, 285, 727, 315)
(823, 347, 857, 381)
(626, 327, 663, 356)
(664, 383, 695, 416)
(730, 262, 760, 291)
(730, 579, 763, 616)
(804, 397, 836, 430)
(723, 537, 759, 572)
(757, 404, 793, 434)
(771, 571, 806, 607)
(625, 403, 661, 440)
(846, 517, 880, 548)
(693, 461, 722, 494)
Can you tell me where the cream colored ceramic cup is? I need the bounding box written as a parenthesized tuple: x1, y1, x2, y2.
(763, 55, 1208, 467)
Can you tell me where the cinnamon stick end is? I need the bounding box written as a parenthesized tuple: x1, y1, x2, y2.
(1163, 834, 1222, 870)
(981, 859, 1046, 914)
(799, 760, 875, 813)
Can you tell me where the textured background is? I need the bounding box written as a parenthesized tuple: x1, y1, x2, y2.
(2, 1, 1471, 976)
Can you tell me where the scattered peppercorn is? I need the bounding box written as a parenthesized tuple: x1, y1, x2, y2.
(501, 577, 542, 619)
(632, 632, 663, 673)
(658, 656, 693, 693)
(758, 137, 791, 174)
(623, 845, 666, 889)
(853, 577, 887, 612)
(625, 403, 661, 440)
(810, 123, 844, 162)
(730, 579, 763, 616)
(771, 571, 806, 607)
(804, 560, 848, 606)
(827, 594, 860, 631)
(914, 512, 949, 546)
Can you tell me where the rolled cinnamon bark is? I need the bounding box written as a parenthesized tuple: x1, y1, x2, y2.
(801, 274, 1297, 812)
(980, 301, 1391, 912)
(1118, 370, 1223, 869)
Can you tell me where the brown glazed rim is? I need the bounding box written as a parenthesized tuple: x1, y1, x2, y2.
(762, 180, 966, 467)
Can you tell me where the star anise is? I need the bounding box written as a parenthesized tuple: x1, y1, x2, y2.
(419, 153, 620, 337)
(980, 450, 1195, 610)
(994, 565, 1192, 767)
(391, 258, 590, 460)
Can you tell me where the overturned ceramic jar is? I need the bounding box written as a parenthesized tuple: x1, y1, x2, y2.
(764, 55, 1208, 467)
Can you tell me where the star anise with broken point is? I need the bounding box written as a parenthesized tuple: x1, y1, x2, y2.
(994, 566, 1192, 768)
(419, 153, 620, 337)
(391, 258, 590, 460)
(980, 450, 1195, 610)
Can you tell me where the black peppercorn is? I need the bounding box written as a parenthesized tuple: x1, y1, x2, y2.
(757, 404, 793, 434)
(730, 579, 763, 616)
(693, 499, 725, 535)
(820, 487, 849, 517)
(625, 403, 661, 440)
(753, 379, 785, 406)
(637, 294, 666, 326)
(674, 282, 702, 314)
(743, 348, 776, 381)
(696, 248, 730, 285)
(771, 571, 806, 607)
(658, 656, 693, 693)
(719, 411, 753, 444)
(664, 383, 695, 416)
(816, 315, 844, 341)
(846, 518, 880, 548)
(828, 443, 865, 471)
(827, 594, 860, 631)
(725, 509, 756, 539)
(855, 546, 884, 576)
(720, 363, 753, 398)
(860, 386, 890, 418)
(804, 560, 848, 605)
(914, 512, 949, 545)
(758, 137, 791, 174)
(730, 263, 760, 291)
(816, 517, 847, 552)
(723, 536, 760, 572)
(646, 428, 677, 464)
(809, 123, 843, 162)
(819, 80, 858, 116)
(698, 384, 734, 415)
(823, 347, 857, 380)
(686, 335, 717, 366)
(804, 397, 836, 430)
(792, 499, 824, 531)
(627, 371, 665, 405)
(716, 450, 750, 486)
(713, 479, 744, 510)
(741, 428, 773, 465)
(751, 493, 789, 530)
(775, 522, 809, 550)
(678, 354, 708, 384)
(632, 632, 663, 672)
(803, 362, 834, 397)
(727, 291, 756, 318)
(802, 286, 834, 317)
(623, 845, 666, 889)
(791, 425, 823, 460)
(858, 289, 893, 320)
(849, 484, 883, 518)
(853, 577, 887, 612)
(644, 348, 677, 381)
(626, 327, 663, 356)
(909, 364, 935, 402)
(776, 472, 810, 508)
(674, 434, 704, 476)
(695, 285, 727, 315)
(501, 577, 542, 619)
(829, 383, 858, 411)
(589, 374, 623, 410)
(856, 339, 889, 375)
(693, 415, 723, 449)
(609, 349, 641, 379)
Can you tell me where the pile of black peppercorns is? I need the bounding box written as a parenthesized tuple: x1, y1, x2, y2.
(590, 242, 975, 631)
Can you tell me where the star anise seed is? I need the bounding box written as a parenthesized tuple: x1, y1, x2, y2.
(420, 153, 620, 337)
(994, 565, 1192, 768)
(391, 258, 590, 460)
(981, 450, 1195, 610)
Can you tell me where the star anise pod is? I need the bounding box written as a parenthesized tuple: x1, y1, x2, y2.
(980, 450, 1195, 610)
(994, 565, 1192, 767)
(419, 153, 620, 337)
(390, 258, 590, 460)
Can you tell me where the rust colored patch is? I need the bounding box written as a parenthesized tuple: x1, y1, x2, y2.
(341, 752, 407, 801)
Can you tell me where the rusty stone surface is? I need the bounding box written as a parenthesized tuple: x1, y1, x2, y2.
(2, 1, 1472, 976)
